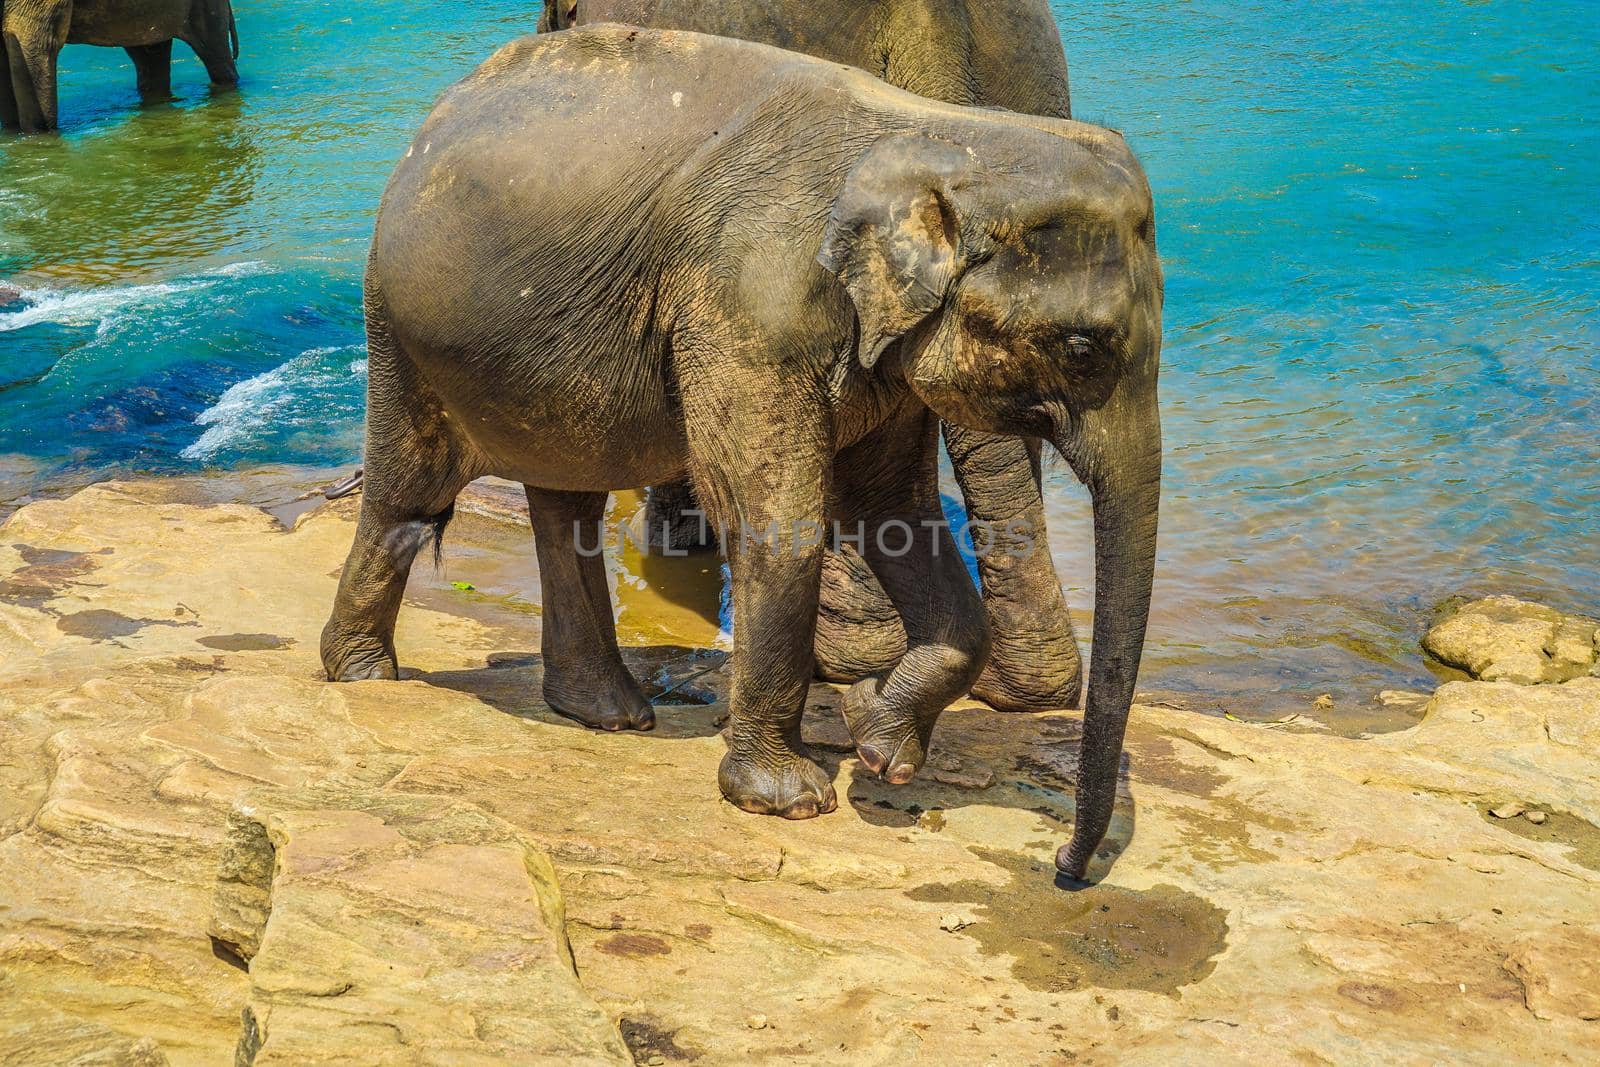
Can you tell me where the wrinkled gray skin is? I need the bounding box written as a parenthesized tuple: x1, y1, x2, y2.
(540, 0, 1085, 715)
(1, 0, 237, 133)
(322, 26, 1161, 881)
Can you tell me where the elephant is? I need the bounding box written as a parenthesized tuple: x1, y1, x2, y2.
(538, 0, 1085, 715)
(321, 25, 1163, 881)
(1, 0, 238, 133)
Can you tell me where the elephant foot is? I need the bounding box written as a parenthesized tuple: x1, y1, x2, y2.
(718, 746, 836, 819)
(543, 662, 656, 732)
(969, 630, 1084, 713)
(321, 630, 398, 682)
(842, 677, 932, 784)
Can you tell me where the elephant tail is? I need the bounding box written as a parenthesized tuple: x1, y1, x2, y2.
(228, 9, 238, 59)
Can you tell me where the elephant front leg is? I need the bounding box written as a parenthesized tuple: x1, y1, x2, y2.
(944, 423, 1083, 711)
(812, 545, 906, 682)
(4, 30, 59, 133)
(125, 42, 173, 101)
(834, 405, 991, 782)
(680, 358, 836, 819)
(719, 524, 836, 818)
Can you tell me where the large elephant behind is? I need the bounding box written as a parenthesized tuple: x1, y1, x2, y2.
(539, 0, 1070, 117)
(540, 0, 1087, 715)
(1, 0, 239, 133)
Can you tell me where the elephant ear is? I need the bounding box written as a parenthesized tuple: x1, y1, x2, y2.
(538, 0, 580, 31)
(817, 134, 987, 369)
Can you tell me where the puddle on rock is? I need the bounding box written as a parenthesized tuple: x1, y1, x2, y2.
(1482, 808, 1600, 872)
(56, 608, 186, 640)
(198, 632, 297, 652)
(906, 847, 1228, 994)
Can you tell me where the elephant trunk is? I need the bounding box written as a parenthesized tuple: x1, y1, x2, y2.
(1052, 392, 1160, 881)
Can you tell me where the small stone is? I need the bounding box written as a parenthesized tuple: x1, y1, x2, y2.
(1489, 803, 1524, 819)
(939, 913, 974, 932)
(1377, 690, 1428, 708)
(746, 1014, 768, 1030)
(1313, 694, 1334, 710)
(1524, 810, 1548, 825)
(926, 757, 994, 790)
(648, 1057, 666, 1065)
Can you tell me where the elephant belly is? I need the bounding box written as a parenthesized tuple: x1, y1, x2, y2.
(67, 2, 181, 47)
(389, 315, 691, 495)
(467, 401, 691, 496)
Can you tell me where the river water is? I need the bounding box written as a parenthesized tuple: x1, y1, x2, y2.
(2, 1, 1596, 725)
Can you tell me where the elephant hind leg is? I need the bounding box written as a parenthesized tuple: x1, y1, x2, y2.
(125, 41, 173, 100)
(181, 28, 236, 86)
(526, 486, 654, 732)
(320, 296, 480, 681)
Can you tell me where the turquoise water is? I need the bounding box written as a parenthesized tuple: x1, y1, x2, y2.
(2, 1, 1596, 708)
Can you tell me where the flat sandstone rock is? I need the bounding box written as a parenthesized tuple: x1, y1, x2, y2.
(0, 480, 1597, 1064)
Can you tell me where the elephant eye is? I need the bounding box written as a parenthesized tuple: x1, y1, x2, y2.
(1043, 324, 1122, 366)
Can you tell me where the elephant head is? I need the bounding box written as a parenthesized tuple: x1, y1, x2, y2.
(819, 128, 1162, 881)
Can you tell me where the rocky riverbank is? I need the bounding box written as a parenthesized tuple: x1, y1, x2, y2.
(0, 479, 1596, 1064)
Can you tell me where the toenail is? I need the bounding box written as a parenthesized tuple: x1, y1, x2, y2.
(857, 744, 887, 773)
(887, 762, 917, 784)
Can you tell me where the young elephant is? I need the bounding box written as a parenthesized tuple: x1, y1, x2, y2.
(322, 26, 1162, 881)
(1, 0, 238, 133)
(539, 0, 1084, 715)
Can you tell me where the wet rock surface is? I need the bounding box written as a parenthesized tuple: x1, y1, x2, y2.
(0, 481, 1596, 1063)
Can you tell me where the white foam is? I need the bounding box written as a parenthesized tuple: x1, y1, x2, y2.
(0, 262, 273, 334)
(181, 344, 366, 462)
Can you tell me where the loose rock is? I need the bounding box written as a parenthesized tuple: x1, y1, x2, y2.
(1424, 596, 1599, 684)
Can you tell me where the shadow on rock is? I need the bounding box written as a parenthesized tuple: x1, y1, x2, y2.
(417, 644, 729, 740)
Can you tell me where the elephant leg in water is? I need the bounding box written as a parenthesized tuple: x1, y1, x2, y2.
(3, 26, 56, 134)
(0, 46, 16, 129)
(181, 1, 238, 87)
(125, 41, 173, 99)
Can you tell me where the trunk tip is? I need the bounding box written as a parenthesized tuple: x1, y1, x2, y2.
(1054, 837, 1097, 884)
